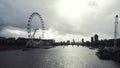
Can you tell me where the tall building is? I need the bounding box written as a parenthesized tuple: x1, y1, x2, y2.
(94, 34, 99, 42)
(81, 38, 84, 44)
(72, 39, 75, 44)
(91, 37, 94, 43)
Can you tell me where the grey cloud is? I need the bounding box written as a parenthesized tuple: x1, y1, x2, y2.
(0, 0, 120, 40)
(0, 0, 53, 28)
(0, 26, 27, 38)
(88, 1, 98, 8)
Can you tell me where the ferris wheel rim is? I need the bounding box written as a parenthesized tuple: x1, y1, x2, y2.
(27, 12, 45, 39)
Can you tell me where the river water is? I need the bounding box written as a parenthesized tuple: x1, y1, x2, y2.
(0, 46, 120, 68)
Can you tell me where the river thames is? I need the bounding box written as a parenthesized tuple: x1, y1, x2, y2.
(0, 46, 120, 68)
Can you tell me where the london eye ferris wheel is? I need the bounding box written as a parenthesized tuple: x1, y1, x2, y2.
(27, 12, 45, 39)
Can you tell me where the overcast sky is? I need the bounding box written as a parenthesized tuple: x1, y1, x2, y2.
(0, 0, 120, 41)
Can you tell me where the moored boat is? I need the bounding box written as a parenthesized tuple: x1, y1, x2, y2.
(96, 47, 113, 59)
(96, 15, 120, 62)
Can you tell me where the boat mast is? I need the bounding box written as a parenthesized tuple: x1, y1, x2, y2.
(114, 15, 118, 48)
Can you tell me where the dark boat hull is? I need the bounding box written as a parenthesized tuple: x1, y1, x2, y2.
(96, 51, 112, 60)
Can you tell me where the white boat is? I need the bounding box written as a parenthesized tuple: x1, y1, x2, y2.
(25, 39, 54, 49)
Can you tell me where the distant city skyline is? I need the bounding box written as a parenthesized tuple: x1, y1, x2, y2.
(0, 0, 120, 41)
